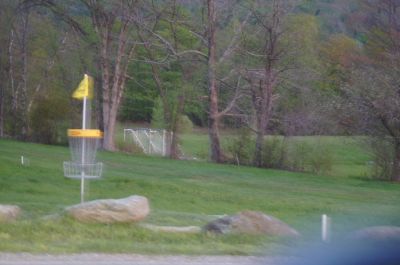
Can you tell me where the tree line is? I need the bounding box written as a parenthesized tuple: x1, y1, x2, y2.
(0, 0, 399, 181)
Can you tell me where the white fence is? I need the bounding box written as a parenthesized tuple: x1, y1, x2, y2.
(123, 128, 172, 156)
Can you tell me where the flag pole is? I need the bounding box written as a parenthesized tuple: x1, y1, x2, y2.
(81, 95, 87, 203)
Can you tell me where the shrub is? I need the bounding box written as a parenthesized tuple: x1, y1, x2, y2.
(260, 137, 333, 174)
(227, 133, 334, 174)
(286, 140, 313, 172)
(262, 137, 287, 168)
(227, 128, 254, 165)
(177, 115, 193, 134)
(151, 97, 165, 129)
(29, 95, 70, 145)
(115, 138, 145, 155)
(308, 143, 333, 174)
(368, 137, 394, 180)
(287, 139, 333, 175)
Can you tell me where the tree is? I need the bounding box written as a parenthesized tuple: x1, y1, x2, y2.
(145, 0, 248, 162)
(205, 0, 250, 162)
(206, 0, 223, 162)
(0, 1, 16, 137)
(276, 14, 324, 136)
(0, 0, 91, 143)
(81, 0, 141, 151)
(6, 3, 31, 140)
(116, 0, 203, 158)
(320, 34, 360, 93)
(342, 0, 400, 181)
(240, 0, 295, 167)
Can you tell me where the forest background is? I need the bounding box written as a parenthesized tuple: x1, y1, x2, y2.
(0, 0, 399, 181)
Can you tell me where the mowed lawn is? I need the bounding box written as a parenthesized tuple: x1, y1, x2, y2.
(0, 138, 399, 254)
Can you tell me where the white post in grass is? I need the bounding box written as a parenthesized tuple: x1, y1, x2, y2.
(322, 214, 331, 243)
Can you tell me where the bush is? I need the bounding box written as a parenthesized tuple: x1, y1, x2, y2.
(227, 128, 254, 165)
(227, 134, 333, 174)
(262, 137, 287, 168)
(307, 143, 333, 174)
(177, 115, 193, 134)
(151, 97, 193, 134)
(261, 137, 333, 174)
(151, 97, 165, 129)
(286, 140, 313, 172)
(368, 137, 394, 180)
(286, 139, 333, 174)
(115, 138, 145, 154)
(29, 95, 70, 145)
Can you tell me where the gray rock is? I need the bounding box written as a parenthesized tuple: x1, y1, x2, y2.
(350, 226, 400, 242)
(0, 205, 21, 222)
(66, 195, 150, 223)
(140, 224, 201, 233)
(204, 210, 299, 236)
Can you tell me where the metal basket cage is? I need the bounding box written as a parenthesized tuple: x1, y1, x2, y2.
(63, 161, 103, 179)
(68, 137, 100, 164)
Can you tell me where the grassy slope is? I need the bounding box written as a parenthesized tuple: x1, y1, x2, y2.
(181, 133, 371, 177)
(0, 139, 399, 254)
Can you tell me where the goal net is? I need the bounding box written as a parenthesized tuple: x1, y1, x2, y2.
(124, 128, 172, 156)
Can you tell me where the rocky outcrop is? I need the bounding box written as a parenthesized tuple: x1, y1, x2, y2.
(0, 205, 21, 222)
(204, 210, 299, 236)
(66, 195, 150, 223)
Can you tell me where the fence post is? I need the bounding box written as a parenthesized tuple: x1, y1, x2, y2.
(322, 214, 331, 243)
(162, 130, 166, 156)
(148, 131, 152, 154)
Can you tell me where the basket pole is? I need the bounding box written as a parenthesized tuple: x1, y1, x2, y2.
(80, 96, 88, 203)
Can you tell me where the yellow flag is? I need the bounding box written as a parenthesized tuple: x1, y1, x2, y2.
(72, 74, 94, 99)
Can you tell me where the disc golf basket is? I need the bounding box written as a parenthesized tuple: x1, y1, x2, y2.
(63, 129, 103, 180)
(63, 74, 103, 203)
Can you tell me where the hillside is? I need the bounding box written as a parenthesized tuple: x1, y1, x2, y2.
(0, 139, 399, 254)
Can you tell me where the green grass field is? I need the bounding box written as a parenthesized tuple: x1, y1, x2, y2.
(0, 137, 399, 254)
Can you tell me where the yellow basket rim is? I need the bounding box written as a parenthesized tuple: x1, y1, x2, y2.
(68, 129, 103, 138)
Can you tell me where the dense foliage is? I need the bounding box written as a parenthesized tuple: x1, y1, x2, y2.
(0, 0, 399, 180)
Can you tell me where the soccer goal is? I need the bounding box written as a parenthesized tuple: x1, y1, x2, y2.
(124, 128, 172, 156)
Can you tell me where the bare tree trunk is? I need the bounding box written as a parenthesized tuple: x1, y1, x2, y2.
(170, 122, 180, 159)
(392, 140, 400, 182)
(254, 77, 274, 166)
(7, 9, 30, 140)
(169, 95, 185, 159)
(0, 81, 4, 137)
(254, 129, 264, 167)
(243, 0, 285, 168)
(207, 0, 223, 163)
(254, 101, 271, 167)
(8, 29, 17, 137)
(0, 32, 7, 137)
(19, 10, 29, 140)
(99, 33, 112, 149)
(87, 1, 136, 151)
(103, 102, 118, 151)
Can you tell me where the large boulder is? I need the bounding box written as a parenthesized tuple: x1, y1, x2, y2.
(0, 205, 21, 223)
(66, 195, 150, 223)
(204, 210, 299, 236)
